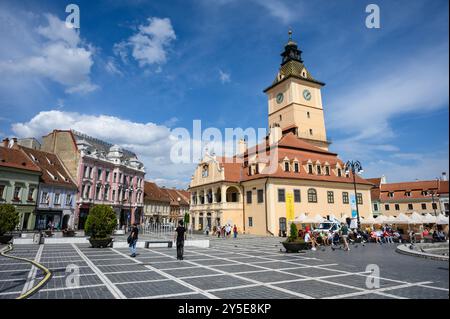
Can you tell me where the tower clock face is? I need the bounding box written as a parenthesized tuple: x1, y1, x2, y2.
(303, 89, 312, 101)
(276, 93, 284, 104)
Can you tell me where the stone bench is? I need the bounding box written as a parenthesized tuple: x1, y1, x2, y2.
(145, 241, 173, 248)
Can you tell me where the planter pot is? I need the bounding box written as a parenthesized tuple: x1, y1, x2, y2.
(0, 235, 13, 244)
(282, 241, 309, 253)
(89, 238, 113, 248)
(62, 230, 76, 237)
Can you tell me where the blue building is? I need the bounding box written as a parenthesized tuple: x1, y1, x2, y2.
(20, 146, 78, 230)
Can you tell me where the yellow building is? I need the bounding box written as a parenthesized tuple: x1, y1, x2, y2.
(188, 32, 373, 236)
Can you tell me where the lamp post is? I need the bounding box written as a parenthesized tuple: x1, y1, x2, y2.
(428, 190, 440, 216)
(345, 160, 364, 230)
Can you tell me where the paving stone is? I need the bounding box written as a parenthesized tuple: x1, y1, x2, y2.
(211, 285, 302, 299)
(189, 275, 253, 290)
(386, 286, 449, 299)
(211, 264, 265, 273)
(163, 267, 222, 278)
(118, 280, 194, 298)
(274, 280, 360, 298)
(106, 271, 166, 283)
(236, 270, 301, 283)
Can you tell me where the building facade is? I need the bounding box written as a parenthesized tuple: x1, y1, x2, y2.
(369, 178, 448, 217)
(20, 145, 78, 230)
(41, 130, 145, 230)
(0, 139, 41, 230)
(161, 188, 190, 225)
(189, 33, 374, 236)
(143, 181, 171, 224)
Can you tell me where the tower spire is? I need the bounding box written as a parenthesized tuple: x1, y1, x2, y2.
(281, 29, 302, 65)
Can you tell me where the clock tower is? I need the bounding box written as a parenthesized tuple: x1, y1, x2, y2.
(264, 31, 330, 151)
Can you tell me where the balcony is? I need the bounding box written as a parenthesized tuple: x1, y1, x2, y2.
(190, 201, 242, 211)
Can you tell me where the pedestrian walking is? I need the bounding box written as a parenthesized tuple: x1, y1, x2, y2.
(128, 223, 139, 257)
(233, 225, 238, 239)
(174, 220, 187, 260)
(340, 223, 350, 251)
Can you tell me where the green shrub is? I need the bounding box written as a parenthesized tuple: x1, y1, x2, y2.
(289, 223, 298, 242)
(0, 204, 19, 236)
(84, 205, 117, 239)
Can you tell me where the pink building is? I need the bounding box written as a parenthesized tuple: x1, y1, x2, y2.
(42, 130, 145, 230)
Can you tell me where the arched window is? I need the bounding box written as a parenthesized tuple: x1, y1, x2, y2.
(202, 165, 209, 178)
(308, 188, 318, 203)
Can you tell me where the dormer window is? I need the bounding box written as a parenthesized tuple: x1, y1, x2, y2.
(294, 162, 299, 173)
(325, 166, 330, 176)
(405, 191, 411, 197)
(284, 161, 290, 172)
(337, 168, 342, 177)
(388, 192, 394, 198)
(308, 164, 313, 174)
(421, 190, 428, 196)
(317, 166, 322, 175)
(202, 165, 209, 178)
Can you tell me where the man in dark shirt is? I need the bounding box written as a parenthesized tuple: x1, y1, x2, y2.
(129, 223, 139, 257)
(174, 220, 187, 260)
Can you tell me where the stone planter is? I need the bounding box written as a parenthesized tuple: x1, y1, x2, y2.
(62, 230, 76, 237)
(89, 238, 113, 248)
(282, 241, 309, 253)
(0, 235, 13, 244)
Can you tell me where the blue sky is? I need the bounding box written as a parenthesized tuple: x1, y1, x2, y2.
(0, 0, 448, 188)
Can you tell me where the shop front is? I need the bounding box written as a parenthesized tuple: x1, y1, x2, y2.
(35, 210, 63, 230)
(15, 205, 36, 231)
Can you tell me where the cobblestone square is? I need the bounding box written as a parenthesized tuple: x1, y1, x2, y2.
(1, 237, 448, 299)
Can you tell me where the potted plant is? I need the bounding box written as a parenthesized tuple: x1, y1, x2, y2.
(0, 204, 19, 244)
(85, 205, 117, 248)
(281, 223, 309, 253)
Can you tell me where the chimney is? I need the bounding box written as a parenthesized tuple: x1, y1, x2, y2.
(238, 138, 247, 155)
(269, 125, 282, 145)
(380, 175, 387, 184)
(2, 138, 9, 148)
(441, 172, 447, 182)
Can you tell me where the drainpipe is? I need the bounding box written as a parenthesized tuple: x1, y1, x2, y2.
(264, 177, 274, 237)
(238, 182, 246, 234)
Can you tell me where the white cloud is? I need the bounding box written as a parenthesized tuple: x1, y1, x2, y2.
(219, 69, 231, 84)
(252, 0, 295, 24)
(328, 45, 449, 142)
(0, 12, 97, 94)
(11, 110, 194, 188)
(104, 58, 123, 76)
(362, 154, 449, 183)
(114, 17, 176, 68)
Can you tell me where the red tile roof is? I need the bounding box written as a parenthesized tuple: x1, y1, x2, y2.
(20, 146, 77, 188)
(0, 146, 41, 173)
(144, 181, 171, 203)
(161, 188, 190, 206)
(212, 133, 373, 186)
(438, 181, 449, 195)
(375, 180, 441, 201)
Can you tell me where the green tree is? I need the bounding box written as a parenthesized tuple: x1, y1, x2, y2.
(289, 222, 298, 242)
(0, 204, 19, 236)
(84, 205, 117, 239)
(184, 213, 190, 225)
